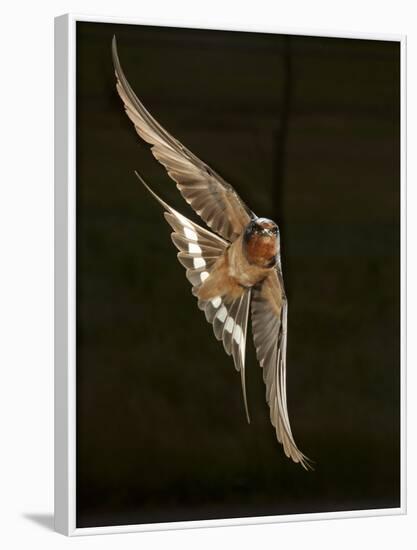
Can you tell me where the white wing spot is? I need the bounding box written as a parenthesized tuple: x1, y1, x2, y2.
(174, 211, 193, 229)
(233, 324, 243, 344)
(216, 306, 227, 322)
(211, 297, 221, 308)
(193, 257, 206, 269)
(184, 227, 198, 241)
(225, 317, 234, 333)
(200, 271, 209, 282)
(188, 243, 202, 254)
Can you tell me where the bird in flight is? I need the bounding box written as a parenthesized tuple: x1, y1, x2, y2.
(112, 37, 311, 469)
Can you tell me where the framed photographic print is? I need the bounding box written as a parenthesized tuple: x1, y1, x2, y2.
(54, 13, 406, 536)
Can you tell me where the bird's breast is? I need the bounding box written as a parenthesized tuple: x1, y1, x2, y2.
(244, 233, 278, 269)
(227, 235, 273, 288)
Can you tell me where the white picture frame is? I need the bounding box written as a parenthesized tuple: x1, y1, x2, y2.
(54, 13, 406, 536)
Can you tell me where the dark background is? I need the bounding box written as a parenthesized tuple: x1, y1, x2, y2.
(76, 22, 400, 528)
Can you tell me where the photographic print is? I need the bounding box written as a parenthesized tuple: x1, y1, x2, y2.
(55, 15, 404, 535)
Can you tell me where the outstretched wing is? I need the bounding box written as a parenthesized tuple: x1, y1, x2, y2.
(136, 173, 252, 421)
(251, 270, 311, 469)
(112, 37, 253, 242)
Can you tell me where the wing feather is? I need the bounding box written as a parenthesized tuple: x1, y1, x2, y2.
(251, 271, 311, 469)
(112, 36, 253, 242)
(136, 173, 252, 422)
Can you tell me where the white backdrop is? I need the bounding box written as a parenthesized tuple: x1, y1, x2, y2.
(0, 0, 415, 547)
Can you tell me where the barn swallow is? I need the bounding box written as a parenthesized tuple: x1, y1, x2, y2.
(112, 37, 311, 469)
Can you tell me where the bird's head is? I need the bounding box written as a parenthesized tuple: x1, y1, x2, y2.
(243, 218, 279, 268)
(245, 218, 279, 238)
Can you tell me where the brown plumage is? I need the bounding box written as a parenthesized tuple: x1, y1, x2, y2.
(198, 233, 274, 303)
(112, 37, 311, 469)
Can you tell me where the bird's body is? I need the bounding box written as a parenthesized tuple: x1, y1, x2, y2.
(197, 224, 277, 304)
(112, 37, 311, 470)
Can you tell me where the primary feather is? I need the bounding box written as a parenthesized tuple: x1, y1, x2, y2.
(112, 36, 253, 242)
